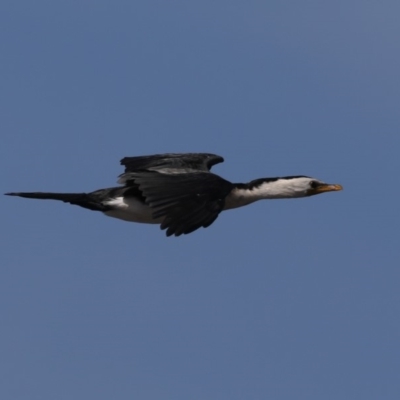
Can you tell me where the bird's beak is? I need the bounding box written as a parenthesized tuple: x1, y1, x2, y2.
(308, 183, 343, 196)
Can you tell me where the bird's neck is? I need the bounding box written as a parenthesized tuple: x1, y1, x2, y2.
(223, 178, 304, 210)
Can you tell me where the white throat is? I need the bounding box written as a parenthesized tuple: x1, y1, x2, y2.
(223, 178, 310, 210)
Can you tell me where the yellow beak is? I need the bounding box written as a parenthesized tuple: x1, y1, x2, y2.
(308, 183, 343, 196)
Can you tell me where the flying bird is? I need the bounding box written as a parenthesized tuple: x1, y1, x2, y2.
(5, 153, 342, 236)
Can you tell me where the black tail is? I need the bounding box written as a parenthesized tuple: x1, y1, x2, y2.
(5, 192, 107, 212)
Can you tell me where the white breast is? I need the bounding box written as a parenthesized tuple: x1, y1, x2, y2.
(223, 188, 260, 210)
(103, 197, 161, 224)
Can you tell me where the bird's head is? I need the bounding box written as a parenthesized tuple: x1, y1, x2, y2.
(247, 176, 343, 199)
(276, 176, 343, 198)
(304, 177, 343, 197)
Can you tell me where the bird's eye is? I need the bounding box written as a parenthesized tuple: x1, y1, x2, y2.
(310, 181, 319, 189)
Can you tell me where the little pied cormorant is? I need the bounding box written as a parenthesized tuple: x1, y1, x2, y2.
(5, 153, 342, 237)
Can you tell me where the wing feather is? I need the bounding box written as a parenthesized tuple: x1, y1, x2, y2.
(128, 171, 233, 236)
(118, 153, 224, 184)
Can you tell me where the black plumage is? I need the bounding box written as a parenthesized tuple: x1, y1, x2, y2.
(130, 171, 233, 236)
(5, 153, 231, 236)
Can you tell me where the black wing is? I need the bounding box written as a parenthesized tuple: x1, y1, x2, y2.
(128, 171, 233, 236)
(119, 153, 224, 184)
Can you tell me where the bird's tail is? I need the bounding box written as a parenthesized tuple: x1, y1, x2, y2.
(5, 192, 107, 211)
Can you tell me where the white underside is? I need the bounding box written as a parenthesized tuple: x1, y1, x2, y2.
(103, 191, 261, 224)
(103, 197, 162, 224)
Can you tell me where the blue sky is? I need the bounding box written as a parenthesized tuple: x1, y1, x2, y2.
(1, 1, 399, 399)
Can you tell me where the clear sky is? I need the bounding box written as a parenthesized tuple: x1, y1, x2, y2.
(1, 1, 400, 399)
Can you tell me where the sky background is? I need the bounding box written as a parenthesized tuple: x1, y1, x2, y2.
(1, 1, 400, 399)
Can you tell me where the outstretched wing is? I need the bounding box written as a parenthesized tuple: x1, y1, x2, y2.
(119, 153, 224, 184)
(127, 171, 233, 236)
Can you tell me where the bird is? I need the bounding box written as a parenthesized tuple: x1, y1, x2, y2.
(5, 152, 342, 237)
